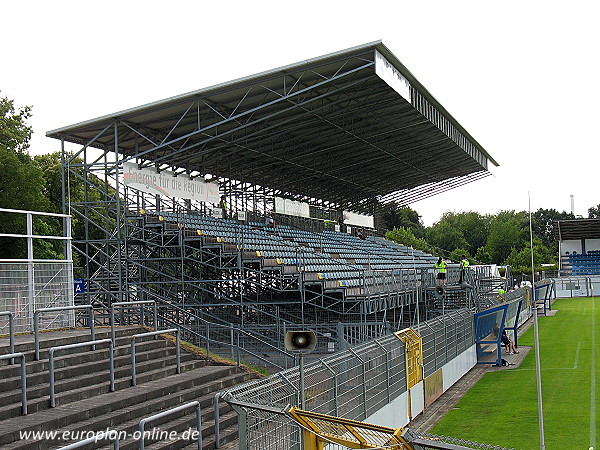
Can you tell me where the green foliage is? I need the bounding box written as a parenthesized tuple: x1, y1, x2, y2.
(385, 227, 432, 255)
(481, 210, 525, 264)
(0, 146, 50, 259)
(378, 202, 424, 237)
(0, 95, 32, 154)
(425, 222, 469, 258)
(588, 204, 600, 218)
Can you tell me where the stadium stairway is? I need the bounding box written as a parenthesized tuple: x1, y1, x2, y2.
(0, 326, 256, 449)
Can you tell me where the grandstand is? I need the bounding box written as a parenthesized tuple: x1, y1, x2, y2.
(46, 41, 501, 365)
(554, 218, 600, 275)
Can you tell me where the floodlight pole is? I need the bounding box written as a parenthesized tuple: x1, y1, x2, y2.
(529, 192, 546, 450)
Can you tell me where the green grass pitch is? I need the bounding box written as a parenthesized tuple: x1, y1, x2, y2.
(430, 297, 598, 450)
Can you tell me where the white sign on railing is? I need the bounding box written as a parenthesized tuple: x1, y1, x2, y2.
(343, 210, 374, 228)
(123, 162, 220, 204)
(275, 197, 310, 218)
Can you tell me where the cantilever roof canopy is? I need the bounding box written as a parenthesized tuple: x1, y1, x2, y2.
(553, 219, 600, 241)
(48, 41, 498, 211)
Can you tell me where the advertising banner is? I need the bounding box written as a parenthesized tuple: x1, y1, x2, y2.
(123, 162, 220, 204)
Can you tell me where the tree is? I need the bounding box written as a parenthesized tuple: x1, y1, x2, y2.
(505, 237, 557, 273)
(425, 222, 469, 258)
(0, 94, 56, 259)
(424, 211, 489, 258)
(378, 202, 424, 237)
(0, 94, 33, 154)
(529, 208, 575, 247)
(385, 227, 432, 255)
(589, 204, 600, 218)
(482, 211, 525, 264)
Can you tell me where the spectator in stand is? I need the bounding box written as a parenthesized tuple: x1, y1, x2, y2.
(502, 329, 519, 354)
(435, 257, 448, 286)
(265, 215, 277, 231)
(357, 228, 367, 240)
(218, 195, 228, 218)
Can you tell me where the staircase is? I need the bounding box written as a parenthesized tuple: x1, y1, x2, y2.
(0, 326, 256, 449)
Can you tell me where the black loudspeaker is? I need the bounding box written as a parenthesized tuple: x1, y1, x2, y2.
(433, 286, 446, 299)
(284, 331, 317, 353)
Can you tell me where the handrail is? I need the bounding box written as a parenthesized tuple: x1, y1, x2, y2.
(110, 301, 157, 345)
(138, 401, 201, 450)
(131, 328, 180, 386)
(0, 311, 15, 364)
(0, 352, 27, 414)
(56, 432, 120, 450)
(49, 338, 114, 407)
(142, 290, 295, 367)
(213, 393, 222, 448)
(34, 305, 95, 360)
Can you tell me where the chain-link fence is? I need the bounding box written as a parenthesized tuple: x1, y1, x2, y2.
(222, 309, 475, 450)
(0, 262, 74, 334)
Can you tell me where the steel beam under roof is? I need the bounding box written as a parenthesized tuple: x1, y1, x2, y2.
(47, 41, 498, 212)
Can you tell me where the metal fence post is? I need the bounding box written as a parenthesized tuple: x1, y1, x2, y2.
(374, 340, 391, 404)
(206, 323, 210, 357)
(34, 310, 40, 361)
(320, 359, 338, 415)
(349, 348, 367, 418)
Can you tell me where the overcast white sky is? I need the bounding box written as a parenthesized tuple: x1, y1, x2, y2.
(2, 0, 599, 225)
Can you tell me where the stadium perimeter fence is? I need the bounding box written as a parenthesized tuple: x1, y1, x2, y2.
(0, 261, 75, 334)
(0, 209, 75, 335)
(221, 309, 474, 450)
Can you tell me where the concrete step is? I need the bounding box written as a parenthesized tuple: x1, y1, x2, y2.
(0, 326, 143, 356)
(0, 347, 200, 415)
(0, 366, 251, 449)
(70, 380, 243, 450)
(0, 355, 206, 421)
(0, 337, 174, 386)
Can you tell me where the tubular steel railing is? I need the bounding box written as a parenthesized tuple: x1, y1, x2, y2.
(56, 432, 120, 450)
(138, 401, 202, 450)
(34, 305, 95, 360)
(0, 311, 15, 363)
(48, 338, 114, 408)
(131, 328, 180, 386)
(0, 352, 26, 415)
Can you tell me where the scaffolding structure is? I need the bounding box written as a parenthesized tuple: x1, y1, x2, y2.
(48, 42, 498, 358)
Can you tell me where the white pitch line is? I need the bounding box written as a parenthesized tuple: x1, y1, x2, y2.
(591, 298, 596, 449)
(510, 342, 581, 371)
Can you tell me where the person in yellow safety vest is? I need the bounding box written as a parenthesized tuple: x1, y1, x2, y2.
(497, 288, 506, 302)
(218, 195, 227, 218)
(458, 255, 469, 285)
(435, 257, 448, 286)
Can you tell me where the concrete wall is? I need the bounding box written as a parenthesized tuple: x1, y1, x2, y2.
(364, 345, 477, 428)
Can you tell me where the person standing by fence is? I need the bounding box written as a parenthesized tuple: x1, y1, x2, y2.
(458, 255, 469, 285)
(435, 257, 448, 286)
